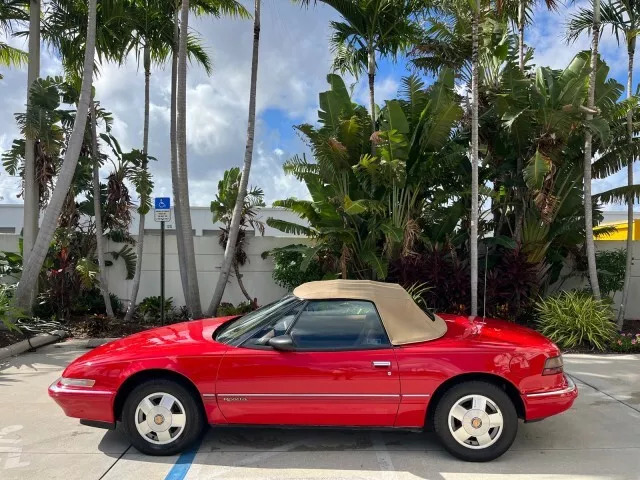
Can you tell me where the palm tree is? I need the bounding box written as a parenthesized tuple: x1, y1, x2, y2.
(22, 0, 40, 289)
(208, 0, 261, 316)
(209, 167, 265, 304)
(470, 0, 480, 316)
(175, 0, 203, 317)
(516, 0, 558, 72)
(90, 97, 114, 317)
(168, 0, 247, 317)
(42, 0, 136, 316)
(583, 0, 603, 300)
(14, 0, 98, 312)
(169, 5, 189, 308)
(300, 0, 421, 137)
(567, 0, 638, 325)
(123, 0, 213, 322)
(124, 44, 152, 322)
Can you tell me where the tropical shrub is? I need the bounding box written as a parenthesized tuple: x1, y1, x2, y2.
(270, 246, 325, 291)
(389, 243, 470, 315)
(217, 302, 253, 316)
(535, 291, 617, 350)
(173, 305, 191, 322)
(211, 167, 265, 303)
(136, 296, 174, 321)
(0, 250, 23, 281)
(0, 284, 18, 330)
(70, 289, 124, 316)
(595, 249, 626, 297)
(266, 71, 464, 281)
(405, 282, 431, 311)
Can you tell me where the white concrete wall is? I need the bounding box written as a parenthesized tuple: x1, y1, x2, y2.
(0, 205, 310, 309)
(0, 231, 309, 308)
(0, 205, 24, 234)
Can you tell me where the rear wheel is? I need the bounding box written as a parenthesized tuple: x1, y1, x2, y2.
(433, 381, 518, 462)
(122, 379, 205, 455)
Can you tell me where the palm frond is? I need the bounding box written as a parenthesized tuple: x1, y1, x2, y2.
(593, 184, 640, 204)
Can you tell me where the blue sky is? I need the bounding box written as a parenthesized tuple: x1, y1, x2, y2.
(0, 0, 636, 209)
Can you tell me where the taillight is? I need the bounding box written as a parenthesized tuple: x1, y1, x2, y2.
(542, 355, 563, 375)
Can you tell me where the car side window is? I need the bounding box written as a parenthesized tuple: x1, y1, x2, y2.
(289, 300, 390, 351)
(242, 302, 305, 348)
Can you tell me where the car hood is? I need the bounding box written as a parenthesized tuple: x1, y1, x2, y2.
(69, 316, 237, 367)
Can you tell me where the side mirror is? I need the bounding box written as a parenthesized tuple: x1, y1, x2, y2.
(268, 334, 296, 352)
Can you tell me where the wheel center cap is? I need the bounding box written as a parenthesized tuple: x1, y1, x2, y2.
(471, 417, 482, 429)
(154, 414, 165, 425)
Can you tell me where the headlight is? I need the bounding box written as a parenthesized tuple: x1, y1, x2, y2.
(542, 355, 563, 376)
(60, 377, 96, 387)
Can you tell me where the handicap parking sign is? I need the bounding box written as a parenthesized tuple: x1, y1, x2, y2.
(155, 197, 171, 210)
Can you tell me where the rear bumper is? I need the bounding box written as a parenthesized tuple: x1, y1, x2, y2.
(48, 378, 115, 424)
(523, 375, 578, 421)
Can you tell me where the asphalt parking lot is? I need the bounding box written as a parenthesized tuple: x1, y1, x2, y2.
(1, 340, 639, 480)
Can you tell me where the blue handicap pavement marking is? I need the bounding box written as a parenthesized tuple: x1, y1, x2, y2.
(164, 439, 202, 480)
(155, 197, 171, 210)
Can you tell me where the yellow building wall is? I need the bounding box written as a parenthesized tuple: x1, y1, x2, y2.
(594, 219, 640, 241)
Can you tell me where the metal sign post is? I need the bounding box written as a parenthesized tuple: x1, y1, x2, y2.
(154, 197, 171, 326)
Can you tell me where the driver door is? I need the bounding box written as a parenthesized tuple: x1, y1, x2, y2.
(215, 300, 400, 427)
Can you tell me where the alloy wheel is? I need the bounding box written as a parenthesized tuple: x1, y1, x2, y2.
(447, 394, 504, 450)
(134, 392, 187, 445)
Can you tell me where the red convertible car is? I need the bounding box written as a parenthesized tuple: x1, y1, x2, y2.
(49, 280, 576, 462)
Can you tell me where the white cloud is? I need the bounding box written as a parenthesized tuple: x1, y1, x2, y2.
(2, 0, 636, 211)
(0, 0, 340, 207)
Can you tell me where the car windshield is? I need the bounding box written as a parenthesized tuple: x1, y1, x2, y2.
(215, 296, 303, 345)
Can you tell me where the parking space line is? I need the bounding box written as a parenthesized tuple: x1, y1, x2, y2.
(185, 439, 307, 479)
(97, 444, 131, 480)
(165, 440, 202, 480)
(371, 432, 397, 480)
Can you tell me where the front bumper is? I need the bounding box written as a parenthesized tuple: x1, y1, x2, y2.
(523, 375, 578, 421)
(48, 378, 116, 424)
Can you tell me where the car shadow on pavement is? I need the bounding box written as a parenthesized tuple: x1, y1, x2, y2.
(96, 422, 640, 480)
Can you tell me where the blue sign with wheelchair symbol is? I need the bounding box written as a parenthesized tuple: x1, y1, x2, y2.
(155, 197, 170, 210)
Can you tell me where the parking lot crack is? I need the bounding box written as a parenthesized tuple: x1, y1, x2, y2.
(568, 373, 640, 415)
(97, 444, 131, 480)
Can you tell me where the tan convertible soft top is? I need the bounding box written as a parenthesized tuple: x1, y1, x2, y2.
(293, 280, 447, 345)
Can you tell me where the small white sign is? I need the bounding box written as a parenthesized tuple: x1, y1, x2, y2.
(154, 210, 171, 222)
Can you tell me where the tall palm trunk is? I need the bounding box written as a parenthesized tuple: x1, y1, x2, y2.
(170, 7, 190, 306)
(14, 0, 97, 312)
(176, 0, 202, 318)
(583, 0, 601, 300)
(90, 98, 114, 317)
(22, 0, 41, 309)
(234, 261, 253, 303)
(470, 0, 480, 317)
(207, 0, 261, 316)
(617, 38, 636, 328)
(513, 0, 526, 244)
(124, 45, 151, 322)
(517, 0, 525, 73)
(368, 43, 376, 149)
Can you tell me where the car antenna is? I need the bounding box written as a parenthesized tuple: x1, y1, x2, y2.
(482, 247, 488, 322)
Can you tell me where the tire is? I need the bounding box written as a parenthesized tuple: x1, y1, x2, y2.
(433, 381, 518, 462)
(121, 379, 205, 456)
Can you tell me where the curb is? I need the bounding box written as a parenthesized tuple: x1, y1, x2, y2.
(0, 329, 69, 361)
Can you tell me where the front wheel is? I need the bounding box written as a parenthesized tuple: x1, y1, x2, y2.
(121, 379, 205, 455)
(433, 381, 518, 462)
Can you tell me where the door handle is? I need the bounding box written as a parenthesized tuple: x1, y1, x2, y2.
(372, 361, 391, 368)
